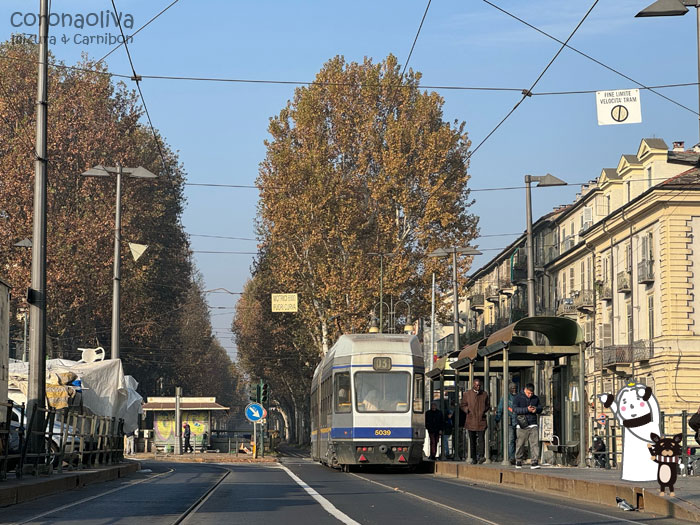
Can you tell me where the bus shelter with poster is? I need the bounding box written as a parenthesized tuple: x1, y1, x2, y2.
(450, 316, 585, 466)
(143, 397, 229, 452)
(425, 349, 468, 460)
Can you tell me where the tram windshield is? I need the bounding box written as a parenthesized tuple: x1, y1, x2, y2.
(354, 372, 410, 413)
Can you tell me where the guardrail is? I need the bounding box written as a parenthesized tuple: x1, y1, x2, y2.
(0, 400, 125, 480)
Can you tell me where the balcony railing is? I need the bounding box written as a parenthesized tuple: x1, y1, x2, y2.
(574, 290, 594, 311)
(469, 293, 485, 310)
(599, 282, 612, 301)
(511, 267, 527, 283)
(556, 299, 577, 316)
(638, 259, 654, 284)
(511, 307, 528, 322)
(617, 270, 631, 293)
(498, 278, 513, 294)
(602, 341, 654, 367)
(485, 286, 500, 303)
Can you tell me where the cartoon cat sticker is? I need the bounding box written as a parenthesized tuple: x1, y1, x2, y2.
(648, 433, 682, 496)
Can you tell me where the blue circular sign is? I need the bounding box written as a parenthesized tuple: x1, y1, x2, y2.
(245, 403, 264, 422)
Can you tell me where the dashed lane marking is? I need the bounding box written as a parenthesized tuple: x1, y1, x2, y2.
(275, 463, 361, 525)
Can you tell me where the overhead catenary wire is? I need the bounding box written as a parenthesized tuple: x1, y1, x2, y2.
(482, 0, 699, 116)
(109, 0, 170, 177)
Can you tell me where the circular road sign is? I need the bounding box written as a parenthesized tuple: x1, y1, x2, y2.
(611, 105, 628, 123)
(245, 402, 265, 423)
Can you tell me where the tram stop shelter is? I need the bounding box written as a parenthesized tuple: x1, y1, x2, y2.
(143, 396, 229, 452)
(430, 316, 585, 465)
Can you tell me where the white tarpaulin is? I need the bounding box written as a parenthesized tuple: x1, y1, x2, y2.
(8, 358, 142, 433)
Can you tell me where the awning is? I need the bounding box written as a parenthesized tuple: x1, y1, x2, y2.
(485, 316, 583, 347)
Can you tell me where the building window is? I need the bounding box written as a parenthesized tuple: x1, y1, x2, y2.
(627, 302, 633, 344)
(648, 295, 654, 341)
(580, 261, 585, 290)
(626, 242, 632, 272)
(569, 267, 574, 292)
(627, 181, 631, 203)
(647, 166, 653, 189)
(587, 256, 593, 290)
(606, 194, 611, 215)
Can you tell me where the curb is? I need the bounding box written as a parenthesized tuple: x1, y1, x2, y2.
(0, 462, 140, 507)
(433, 462, 700, 523)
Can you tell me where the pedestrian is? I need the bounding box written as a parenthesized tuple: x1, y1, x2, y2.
(461, 378, 490, 464)
(425, 401, 444, 460)
(513, 383, 543, 469)
(443, 408, 454, 458)
(125, 429, 135, 456)
(496, 382, 518, 465)
(689, 405, 700, 446)
(183, 423, 193, 453)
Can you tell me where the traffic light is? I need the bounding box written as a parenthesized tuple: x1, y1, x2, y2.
(249, 383, 261, 402)
(261, 383, 269, 404)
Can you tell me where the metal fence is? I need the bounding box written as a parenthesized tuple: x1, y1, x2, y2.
(0, 400, 125, 480)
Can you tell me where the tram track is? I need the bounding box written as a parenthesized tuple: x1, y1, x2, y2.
(172, 466, 230, 524)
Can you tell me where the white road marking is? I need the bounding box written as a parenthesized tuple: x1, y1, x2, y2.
(349, 472, 501, 525)
(427, 475, 649, 525)
(275, 463, 361, 525)
(10, 468, 174, 525)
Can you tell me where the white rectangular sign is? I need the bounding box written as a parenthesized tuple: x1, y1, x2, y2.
(271, 293, 298, 312)
(596, 89, 641, 126)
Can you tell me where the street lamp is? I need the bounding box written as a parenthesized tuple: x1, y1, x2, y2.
(636, 0, 700, 142)
(427, 247, 482, 357)
(524, 174, 567, 318)
(368, 252, 396, 333)
(82, 165, 157, 359)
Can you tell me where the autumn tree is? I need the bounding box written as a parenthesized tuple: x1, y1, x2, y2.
(0, 41, 241, 405)
(257, 55, 479, 354)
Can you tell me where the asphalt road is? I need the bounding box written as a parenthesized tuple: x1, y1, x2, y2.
(1, 458, 693, 525)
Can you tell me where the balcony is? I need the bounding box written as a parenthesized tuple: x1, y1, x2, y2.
(469, 293, 485, 311)
(574, 290, 594, 312)
(638, 259, 654, 284)
(617, 271, 631, 294)
(485, 286, 500, 303)
(556, 298, 576, 316)
(602, 341, 654, 367)
(498, 278, 513, 295)
(599, 282, 612, 301)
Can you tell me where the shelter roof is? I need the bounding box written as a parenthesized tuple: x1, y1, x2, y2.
(143, 401, 228, 411)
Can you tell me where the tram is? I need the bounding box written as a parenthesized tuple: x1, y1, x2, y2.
(310, 334, 425, 469)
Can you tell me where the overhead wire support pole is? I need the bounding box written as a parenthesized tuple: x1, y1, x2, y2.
(112, 166, 123, 360)
(27, 0, 49, 451)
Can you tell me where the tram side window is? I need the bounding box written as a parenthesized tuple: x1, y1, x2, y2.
(334, 373, 351, 413)
(413, 373, 424, 413)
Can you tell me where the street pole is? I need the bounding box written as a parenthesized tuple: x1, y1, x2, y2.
(379, 255, 384, 333)
(112, 166, 122, 360)
(452, 248, 461, 460)
(175, 386, 182, 455)
(525, 176, 536, 318)
(430, 272, 436, 370)
(452, 248, 460, 358)
(27, 0, 49, 447)
(22, 310, 28, 362)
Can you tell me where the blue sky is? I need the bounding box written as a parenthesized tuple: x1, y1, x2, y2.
(3, 0, 699, 358)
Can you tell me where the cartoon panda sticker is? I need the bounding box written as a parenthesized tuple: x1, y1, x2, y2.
(599, 382, 660, 482)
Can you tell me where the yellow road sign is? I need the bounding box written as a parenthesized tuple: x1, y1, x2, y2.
(271, 293, 298, 312)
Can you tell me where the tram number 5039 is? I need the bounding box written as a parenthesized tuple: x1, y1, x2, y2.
(375, 429, 392, 436)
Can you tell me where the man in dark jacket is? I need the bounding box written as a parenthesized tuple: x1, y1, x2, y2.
(513, 383, 542, 469)
(496, 382, 518, 464)
(425, 402, 444, 460)
(461, 378, 490, 464)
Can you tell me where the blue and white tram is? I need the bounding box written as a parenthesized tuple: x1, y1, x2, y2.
(310, 334, 425, 469)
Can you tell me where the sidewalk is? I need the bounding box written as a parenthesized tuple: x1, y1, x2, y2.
(433, 461, 700, 523)
(0, 461, 139, 507)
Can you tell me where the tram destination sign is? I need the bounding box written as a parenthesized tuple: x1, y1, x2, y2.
(271, 293, 298, 312)
(596, 88, 641, 126)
